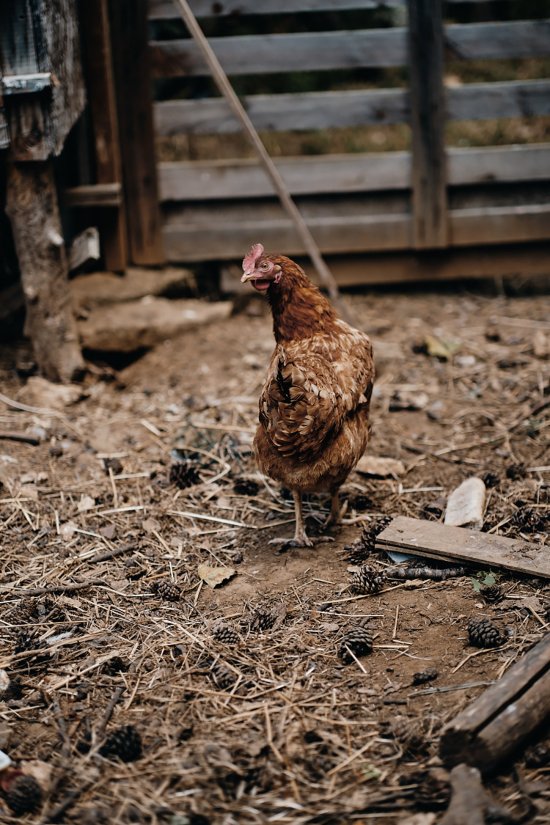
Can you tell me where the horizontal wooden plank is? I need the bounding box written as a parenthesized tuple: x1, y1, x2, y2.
(150, 30, 406, 77)
(150, 22, 550, 78)
(448, 79, 550, 122)
(377, 516, 549, 578)
(295, 243, 550, 287)
(154, 79, 550, 134)
(162, 202, 550, 260)
(450, 203, 550, 246)
(64, 183, 122, 207)
(149, 0, 502, 17)
(446, 19, 550, 60)
(149, 0, 403, 17)
(158, 144, 550, 201)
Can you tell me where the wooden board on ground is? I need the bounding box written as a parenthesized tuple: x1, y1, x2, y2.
(376, 516, 549, 578)
(440, 632, 550, 771)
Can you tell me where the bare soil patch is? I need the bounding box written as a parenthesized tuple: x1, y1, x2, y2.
(0, 285, 548, 824)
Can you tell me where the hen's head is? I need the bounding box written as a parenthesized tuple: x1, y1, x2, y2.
(240, 243, 283, 292)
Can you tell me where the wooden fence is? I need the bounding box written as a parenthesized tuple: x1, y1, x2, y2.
(77, 0, 550, 283)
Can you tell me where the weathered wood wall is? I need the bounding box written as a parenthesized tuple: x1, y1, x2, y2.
(145, 0, 550, 269)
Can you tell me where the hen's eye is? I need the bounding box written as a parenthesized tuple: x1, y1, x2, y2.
(260, 262, 269, 271)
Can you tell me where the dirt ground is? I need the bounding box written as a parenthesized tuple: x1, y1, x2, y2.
(0, 282, 549, 825)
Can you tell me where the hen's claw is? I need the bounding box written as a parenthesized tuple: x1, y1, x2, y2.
(268, 535, 334, 550)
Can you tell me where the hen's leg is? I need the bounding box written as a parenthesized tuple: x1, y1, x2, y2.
(269, 490, 333, 548)
(292, 490, 312, 546)
(326, 489, 347, 526)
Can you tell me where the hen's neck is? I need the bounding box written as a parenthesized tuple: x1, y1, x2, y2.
(267, 265, 339, 343)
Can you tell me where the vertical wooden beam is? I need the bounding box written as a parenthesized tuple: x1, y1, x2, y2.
(108, 0, 164, 265)
(408, 0, 449, 249)
(6, 161, 84, 382)
(79, 0, 128, 272)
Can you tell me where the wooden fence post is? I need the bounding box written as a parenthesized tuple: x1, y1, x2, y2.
(79, 0, 128, 272)
(109, 0, 165, 266)
(408, 0, 449, 249)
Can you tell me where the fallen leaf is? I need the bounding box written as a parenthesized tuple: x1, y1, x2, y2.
(59, 521, 78, 540)
(99, 524, 116, 540)
(142, 517, 161, 534)
(198, 563, 236, 588)
(503, 595, 544, 615)
(355, 456, 405, 478)
(425, 334, 460, 360)
(317, 622, 340, 633)
(77, 494, 96, 513)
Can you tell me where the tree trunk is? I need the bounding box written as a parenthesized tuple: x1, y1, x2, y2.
(6, 160, 85, 382)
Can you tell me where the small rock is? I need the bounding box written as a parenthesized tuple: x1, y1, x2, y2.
(355, 456, 405, 478)
(78, 298, 231, 352)
(389, 390, 430, 411)
(444, 477, 486, 529)
(18, 377, 85, 410)
(533, 330, 548, 359)
(455, 354, 476, 368)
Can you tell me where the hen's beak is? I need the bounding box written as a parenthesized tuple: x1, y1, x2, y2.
(240, 269, 258, 284)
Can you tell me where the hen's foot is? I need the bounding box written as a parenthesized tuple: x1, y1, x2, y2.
(268, 534, 334, 550)
(325, 499, 348, 527)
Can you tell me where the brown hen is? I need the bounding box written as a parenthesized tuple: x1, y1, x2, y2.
(241, 244, 374, 547)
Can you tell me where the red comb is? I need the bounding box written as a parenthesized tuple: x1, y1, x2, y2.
(242, 243, 264, 272)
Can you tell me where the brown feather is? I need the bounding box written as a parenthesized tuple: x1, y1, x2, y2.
(253, 254, 375, 496)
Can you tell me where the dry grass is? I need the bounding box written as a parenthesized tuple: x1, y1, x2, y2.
(0, 289, 549, 823)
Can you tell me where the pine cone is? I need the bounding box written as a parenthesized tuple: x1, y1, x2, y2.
(210, 661, 237, 690)
(412, 667, 438, 686)
(512, 507, 548, 534)
(249, 609, 276, 632)
(480, 584, 503, 604)
(233, 478, 260, 496)
(421, 502, 443, 520)
(482, 472, 500, 489)
(102, 656, 129, 675)
(387, 716, 427, 752)
(100, 725, 142, 762)
(524, 740, 550, 769)
(411, 768, 451, 811)
(13, 631, 49, 672)
(506, 463, 526, 480)
(169, 461, 201, 489)
(153, 580, 181, 602)
(14, 630, 42, 654)
(350, 565, 385, 595)
(103, 457, 123, 475)
(349, 494, 373, 512)
(212, 624, 240, 645)
(3, 773, 43, 815)
(345, 515, 392, 564)
(338, 625, 373, 664)
(467, 618, 506, 648)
